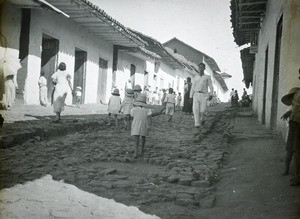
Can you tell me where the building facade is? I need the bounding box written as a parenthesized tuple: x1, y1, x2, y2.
(230, 0, 300, 137)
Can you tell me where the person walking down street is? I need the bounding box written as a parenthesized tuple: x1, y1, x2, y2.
(165, 88, 176, 122)
(107, 88, 122, 127)
(38, 71, 48, 107)
(242, 88, 247, 98)
(176, 92, 182, 109)
(232, 90, 239, 107)
(182, 77, 193, 114)
(51, 62, 73, 123)
(161, 89, 167, 107)
(75, 86, 82, 108)
(121, 89, 134, 130)
(230, 88, 235, 106)
(189, 63, 213, 128)
(281, 87, 300, 186)
(130, 94, 152, 158)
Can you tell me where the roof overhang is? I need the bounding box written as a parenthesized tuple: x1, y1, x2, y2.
(8, 0, 147, 47)
(230, 0, 268, 46)
(240, 47, 255, 88)
(213, 70, 228, 92)
(130, 30, 185, 70)
(164, 37, 221, 72)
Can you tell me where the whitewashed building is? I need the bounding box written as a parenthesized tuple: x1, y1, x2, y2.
(230, 0, 300, 137)
(0, 0, 146, 106)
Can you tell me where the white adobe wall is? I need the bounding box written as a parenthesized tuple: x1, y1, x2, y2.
(26, 9, 114, 105)
(156, 62, 176, 90)
(253, 0, 300, 136)
(0, 4, 22, 100)
(116, 51, 146, 100)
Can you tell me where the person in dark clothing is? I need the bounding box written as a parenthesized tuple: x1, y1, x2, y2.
(0, 114, 4, 128)
(232, 90, 239, 107)
(182, 77, 193, 114)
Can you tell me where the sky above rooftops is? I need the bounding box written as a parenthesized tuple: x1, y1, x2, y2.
(89, 0, 248, 95)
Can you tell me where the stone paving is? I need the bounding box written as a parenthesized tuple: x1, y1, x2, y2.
(0, 102, 236, 218)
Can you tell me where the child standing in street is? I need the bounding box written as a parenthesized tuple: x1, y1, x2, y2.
(121, 89, 135, 130)
(176, 92, 182, 109)
(107, 88, 122, 127)
(165, 88, 176, 122)
(75, 86, 82, 108)
(130, 94, 152, 158)
(38, 71, 48, 107)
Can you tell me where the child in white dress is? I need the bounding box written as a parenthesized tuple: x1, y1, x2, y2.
(165, 88, 176, 122)
(121, 89, 134, 130)
(130, 94, 152, 158)
(75, 86, 82, 108)
(108, 88, 122, 127)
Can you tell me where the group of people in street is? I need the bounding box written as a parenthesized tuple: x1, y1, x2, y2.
(229, 87, 252, 108)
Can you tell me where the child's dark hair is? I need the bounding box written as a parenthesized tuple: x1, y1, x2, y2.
(169, 88, 173, 94)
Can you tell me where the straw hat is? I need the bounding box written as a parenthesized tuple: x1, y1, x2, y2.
(134, 94, 147, 107)
(126, 89, 134, 97)
(111, 88, 120, 96)
(133, 84, 142, 92)
(76, 86, 82, 91)
(281, 87, 300, 106)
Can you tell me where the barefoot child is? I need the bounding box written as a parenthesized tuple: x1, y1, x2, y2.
(130, 94, 152, 158)
(121, 89, 134, 130)
(107, 88, 122, 127)
(165, 88, 176, 122)
(176, 92, 182, 109)
(75, 86, 82, 108)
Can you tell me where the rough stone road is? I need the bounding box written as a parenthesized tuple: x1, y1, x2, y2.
(0, 103, 299, 218)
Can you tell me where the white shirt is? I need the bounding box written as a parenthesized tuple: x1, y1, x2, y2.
(190, 74, 213, 98)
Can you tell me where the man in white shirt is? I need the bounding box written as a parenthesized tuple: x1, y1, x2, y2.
(189, 63, 213, 128)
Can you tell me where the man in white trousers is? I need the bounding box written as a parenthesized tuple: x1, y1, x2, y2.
(189, 62, 213, 128)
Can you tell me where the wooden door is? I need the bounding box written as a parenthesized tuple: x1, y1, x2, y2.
(73, 50, 87, 104)
(270, 16, 282, 128)
(41, 37, 59, 102)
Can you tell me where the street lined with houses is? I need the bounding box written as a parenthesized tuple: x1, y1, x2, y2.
(1, 0, 300, 218)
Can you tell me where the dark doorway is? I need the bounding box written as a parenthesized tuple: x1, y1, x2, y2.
(270, 16, 282, 128)
(262, 46, 268, 125)
(73, 48, 87, 104)
(97, 57, 108, 103)
(130, 64, 136, 87)
(144, 71, 149, 88)
(40, 34, 59, 102)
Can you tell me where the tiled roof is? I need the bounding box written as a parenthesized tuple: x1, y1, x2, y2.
(164, 37, 221, 72)
(230, 0, 268, 46)
(34, 0, 148, 47)
(129, 29, 185, 69)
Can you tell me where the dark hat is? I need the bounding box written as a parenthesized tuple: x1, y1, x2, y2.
(133, 84, 142, 92)
(134, 94, 147, 107)
(112, 88, 120, 96)
(281, 87, 300, 106)
(126, 89, 134, 97)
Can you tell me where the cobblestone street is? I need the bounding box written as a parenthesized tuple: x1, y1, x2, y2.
(1, 103, 299, 218)
(0, 103, 233, 218)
